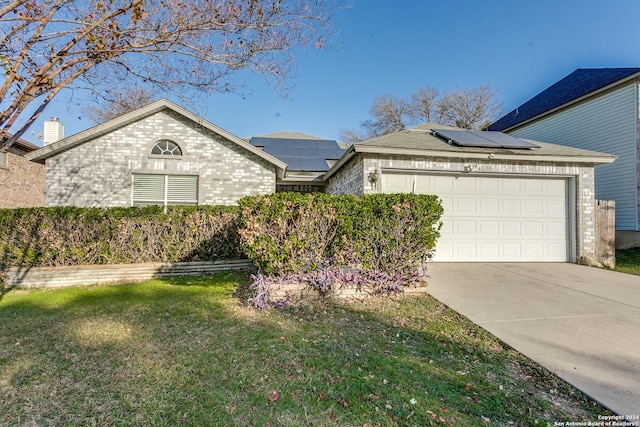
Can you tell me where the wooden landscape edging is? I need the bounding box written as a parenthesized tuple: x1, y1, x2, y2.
(4, 260, 255, 289)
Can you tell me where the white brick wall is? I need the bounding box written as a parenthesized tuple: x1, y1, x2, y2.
(45, 110, 275, 207)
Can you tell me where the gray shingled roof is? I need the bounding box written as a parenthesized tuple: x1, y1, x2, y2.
(488, 68, 640, 131)
(354, 123, 615, 159)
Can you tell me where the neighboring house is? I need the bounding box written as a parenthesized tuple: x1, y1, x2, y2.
(325, 123, 615, 263)
(0, 136, 44, 208)
(250, 132, 345, 193)
(27, 99, 287, 207)
(488, 68, 640, 248)
(26, 100, 616, 264)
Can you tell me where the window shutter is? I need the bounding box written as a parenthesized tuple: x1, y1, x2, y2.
(167, 175, 198, 205)
(133, 174, 165, 205)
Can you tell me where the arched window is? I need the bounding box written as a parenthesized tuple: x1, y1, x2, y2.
(151, 139, 182, 156)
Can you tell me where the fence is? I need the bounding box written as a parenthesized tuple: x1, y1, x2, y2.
(595, 200, 615, 269)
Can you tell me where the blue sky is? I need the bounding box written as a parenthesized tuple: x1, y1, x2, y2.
(26, 0, 640, 144)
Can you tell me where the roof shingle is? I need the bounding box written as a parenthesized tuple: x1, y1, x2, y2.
(488, 68, 640, 131)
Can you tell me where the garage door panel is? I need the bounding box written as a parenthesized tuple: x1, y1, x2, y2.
(502, 243, 521, 258)
(479, 178, 499, 192)
(479, 198, 499, 213)
(440, 219, 454, 235)
(502, 199, 521, 214)
(502, 221, 522, 235)
(456, 243, 477, 258)
(524, 179, 544, 193)
(383, 174, 411, 192)
(431, 175, 455, 191)
(546, 221, 565, 235)
(383, 172, 568, 262)
(501, 179, 523, 193)
(545, 179, 566, 193)
(456, 221, 476, 235)
(524, 243, 544, 258)
(478, 244, 499, 258)
(546, 243, 567, 258)
(478, 221, 499, 235)
(524, 199, 544, 214)
(546, 200, 565, 215)
(524, 221, 544, 236)
(456, 198, 476, 212)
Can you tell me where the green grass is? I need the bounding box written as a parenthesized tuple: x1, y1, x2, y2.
(1, 272, 612, 426)
(616, 249, 640, 276)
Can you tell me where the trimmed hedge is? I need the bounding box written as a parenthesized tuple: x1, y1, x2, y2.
(238, 193, 443, 276)
(0, 194, 443, 279)
(0, 206, 242, 267)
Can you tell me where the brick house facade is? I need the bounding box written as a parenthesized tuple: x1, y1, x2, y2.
(28, 100, 285, 207)
(0, 139, 44, 208)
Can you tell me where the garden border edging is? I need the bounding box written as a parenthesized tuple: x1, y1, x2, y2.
(4, 260, 255, 289)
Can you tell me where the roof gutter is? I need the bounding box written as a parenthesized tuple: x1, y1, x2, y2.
(323, 145, 615, 179)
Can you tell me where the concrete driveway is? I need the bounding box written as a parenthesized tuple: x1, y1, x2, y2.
(426, 263, 640, 416)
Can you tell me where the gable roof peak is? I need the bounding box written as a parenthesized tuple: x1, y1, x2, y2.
(25, 98, 287, 176)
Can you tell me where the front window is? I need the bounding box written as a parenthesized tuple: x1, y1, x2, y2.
(132, 174, 198, 207)
(151, 139, 182, 156)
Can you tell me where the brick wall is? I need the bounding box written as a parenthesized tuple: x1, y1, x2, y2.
(325, 155, 365, 194)
(0, 152, 44, 208)
(44, 110, 276, 207)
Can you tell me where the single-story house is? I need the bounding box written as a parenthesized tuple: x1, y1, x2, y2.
(27, 99, 288, 207)
(488, 68, 640, 248)
(0, 136, 44, 208)
(26, 100, 616, 263)
(325, 123, 615, 263)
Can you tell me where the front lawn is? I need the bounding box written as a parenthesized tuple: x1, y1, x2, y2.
(0, 272, 612, 426)
(616, 249, 640, 276)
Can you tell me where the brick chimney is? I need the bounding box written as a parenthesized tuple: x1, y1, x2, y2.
(43, 117, 64, 145)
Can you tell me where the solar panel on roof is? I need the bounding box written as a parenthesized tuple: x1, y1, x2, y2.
(279, 156, 329, 171)
(433, 129, 538, 149)
(472, 131, 539, 149)
(434, 129, 500, 147)
(249, 136, 346, 171)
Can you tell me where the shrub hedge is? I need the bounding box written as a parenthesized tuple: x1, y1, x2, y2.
(0, 194, 443, 277)
(238, 192, 443, 276)
(0, 206, 242, 267)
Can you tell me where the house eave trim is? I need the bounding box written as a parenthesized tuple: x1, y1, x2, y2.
(349, 145, 616, 165)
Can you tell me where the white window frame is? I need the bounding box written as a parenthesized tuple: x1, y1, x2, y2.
(132, 174, 198, 210)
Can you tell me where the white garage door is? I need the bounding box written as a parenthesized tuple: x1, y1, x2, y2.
(382, 172, 569, 262)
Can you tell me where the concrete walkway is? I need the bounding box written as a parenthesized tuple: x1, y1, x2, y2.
(426, 263, 640, 416)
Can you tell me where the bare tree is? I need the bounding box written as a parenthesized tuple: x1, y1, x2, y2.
(0, 0, 344, 150)
(410, 86, 439, 123)
(360, 94, 414, 138)
(86, 87, 156, 124)
(338, 128, 367, 146)
(436, 84, 503, 130)
(340, 84, 502, 144)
